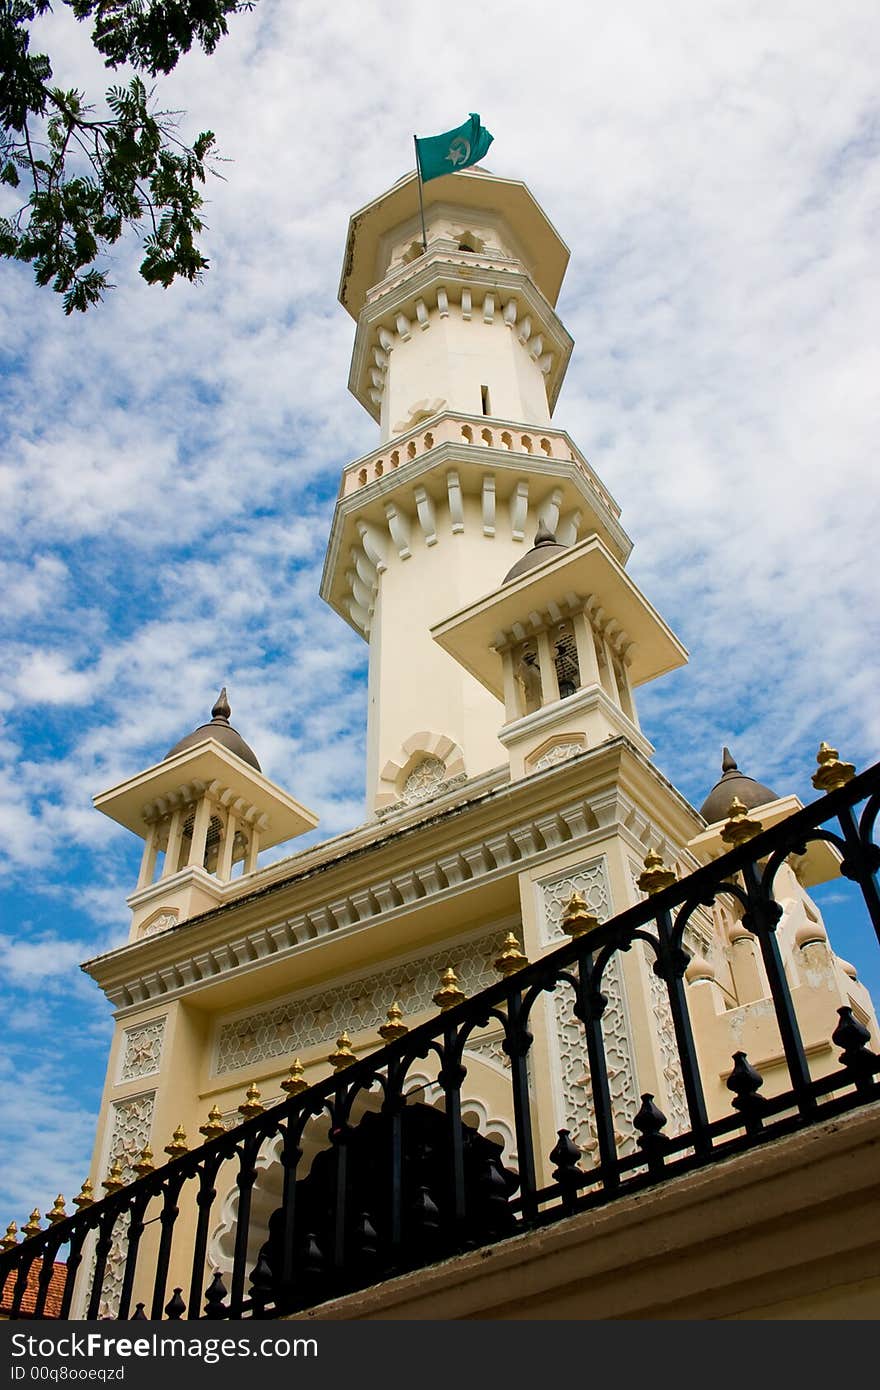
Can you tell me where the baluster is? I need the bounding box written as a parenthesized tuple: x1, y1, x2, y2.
(504, 988, 538, 1223)
(549, 1129, 582, 1213)
(9, 1244, 39, 1320)
(832, 1006, 879, 1097)
(117, 1194, 150, 1323)
(164, 1288, 185, 1320)
(229, 1137, 261, 1318)
(57, 1226, 89, 1320)
(276, 1123, 303, 1312)
(33, 1237, 64, 1319)
(149, 1175, 185, 1321)
(440, 1023, 467, 1249)
(633, 1093, 669, 1177)
(87, 1213, 117, 1320)
(130, 1303, 147, 1320)
(187, 1158, 223, 1320)
(384, 1074, 405, 1274)
(353, 1210, 379, 1283)
(726, 1052, 766, 1136)
(248, 1252, 274, 1318)
(655, 906, 711, 1155)
(330, 1109, 351, 1284)
(813, 746, 880, 944)
(740, 859, 814, 1114)
(574, 953, 618, 1192)
(203, 1270, 228, 1319)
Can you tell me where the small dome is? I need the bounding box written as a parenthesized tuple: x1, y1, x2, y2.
(700, 747, 777, 824)
(165, 688, 261, 772)
(503, 523, 569, 583)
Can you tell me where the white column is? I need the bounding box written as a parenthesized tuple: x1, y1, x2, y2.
(136, 822, 159, 889)
(244, 827, 261, 876)
(162, 809, 183, 878)
(501, 649, 520, 722)
(217, 811, 237, 882)
(572, 610, 601, 689)
(187, 795, 212, 869)
(536, 629, 559, 706)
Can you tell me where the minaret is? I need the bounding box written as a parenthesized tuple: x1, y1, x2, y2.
(322, 166, 642, 811)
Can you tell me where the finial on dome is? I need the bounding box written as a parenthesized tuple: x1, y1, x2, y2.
(721, 747, 738, 773)
(534, 521, 557, 546)
(211, 688, 231, 723)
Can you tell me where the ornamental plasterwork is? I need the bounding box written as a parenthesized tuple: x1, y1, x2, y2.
(139, 909, 178, 939)
(540, 861, 639, 1158)
(538, 858, 610, 948)
(214, 928, 518, 1075)
(401, 755, 447, 804)
(532, 742, 584, 773)
(647, 963, 689, 1137)
(118, 1017, 166, 1084)
(87, 1092, 155, 1318)
(463, 1031, 510, 1074)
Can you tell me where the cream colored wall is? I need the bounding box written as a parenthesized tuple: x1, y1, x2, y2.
(381, 308, 551, 441)
(367, 493, 525, 808)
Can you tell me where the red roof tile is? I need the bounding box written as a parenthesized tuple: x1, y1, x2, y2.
(1, 1262, 67, 1318)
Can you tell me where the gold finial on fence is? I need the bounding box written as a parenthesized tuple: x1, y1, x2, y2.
(1, 1221, 18, 1251)
(561, 891, 599, 938)
(281, 1058, 308, 1096)
(378, 1001, 409, 1043)
(47, 1195, 67, 1225)
(102, 1160, 125, 1195)
(73, 1180, 94, 1210)
(493, 932, 528, 977)
(433, 967, 465, 1012)
(164, 1125, 189, 1160)
(720, 797, 763, 847)
(637, 849, 678, 895)
(238, 1083, 265, 1121)
(199, 1106, 226, 1142)
(328, 1031, 356, 1072)
(133, 1145, 156, 1177)
(811, 742, 856, 793)
(23, 1210, 42, 1238)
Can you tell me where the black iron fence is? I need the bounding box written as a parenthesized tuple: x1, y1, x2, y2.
(2, 753, 879, 1320)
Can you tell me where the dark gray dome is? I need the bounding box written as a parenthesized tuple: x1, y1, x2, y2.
(700, 747, 776, 823)
(503, 523, 569, 583)
(165, 688, 261, 772)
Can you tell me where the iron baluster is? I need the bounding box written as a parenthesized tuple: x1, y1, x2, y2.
(504, 988, 538, 1223)
(655, 905, 711, 1155)
(187, 1157, 223, 1320)
(87, 1211, 118, 1320)
(383, 1067, 405, 1273)
(574, 952, 618, 1191)
(57, 1226, 89, 1320)
(117, 1194, 150, 1322)
(740, 858, 815, 1114)
(440, 1023, 468, 1247)
(228, 1135, 261, 1317)
(149, 1174, 185, 1321)
(9, 1243, 38, 1319)
(330, 1110, 351, 1283)
(276, 1123, 303, 1311)
(33, 1237, 64, 1319)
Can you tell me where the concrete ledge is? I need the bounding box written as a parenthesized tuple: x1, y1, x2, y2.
(287, 1102, 880, 1320)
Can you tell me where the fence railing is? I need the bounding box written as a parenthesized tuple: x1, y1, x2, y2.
(2, 752, 878, 1320)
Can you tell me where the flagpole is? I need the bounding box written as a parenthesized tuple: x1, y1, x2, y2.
(413, 135, 428, 254)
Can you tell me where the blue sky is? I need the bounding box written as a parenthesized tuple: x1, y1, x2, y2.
(1, 0, 879, 1225)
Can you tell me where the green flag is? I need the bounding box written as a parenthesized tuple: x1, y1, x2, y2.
(415, 113, 494, 183)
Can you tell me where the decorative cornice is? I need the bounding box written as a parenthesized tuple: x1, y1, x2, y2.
(82, 739, 704, 1014)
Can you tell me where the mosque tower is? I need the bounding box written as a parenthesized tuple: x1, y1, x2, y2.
(322, 167, 681, 811)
